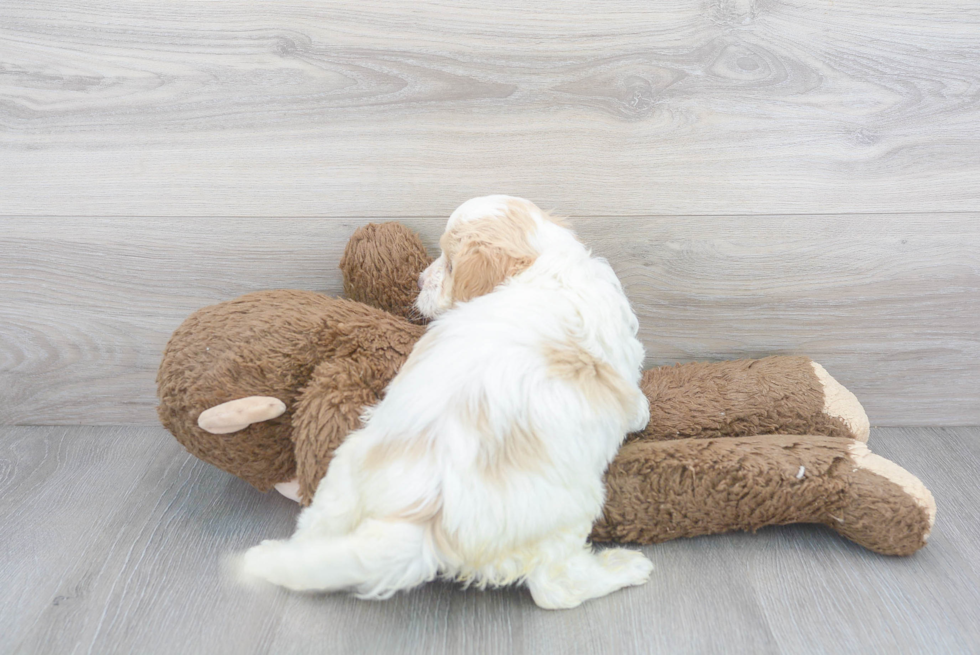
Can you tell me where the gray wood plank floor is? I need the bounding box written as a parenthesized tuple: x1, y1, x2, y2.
(2, 426, 978, 654)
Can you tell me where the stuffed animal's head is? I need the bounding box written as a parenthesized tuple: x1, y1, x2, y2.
(339, 222, 433, 323)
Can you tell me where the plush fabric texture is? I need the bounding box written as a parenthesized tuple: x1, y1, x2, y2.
(289, 310, 423, 503)
(156, 220, 934, 556)
(157, 290, 422, 495)
(339, 222, 432, 322)
(593, 435, 933, 556)
(636, 356, 852, 441)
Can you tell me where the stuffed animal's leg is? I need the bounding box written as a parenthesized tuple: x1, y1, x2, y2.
(635, 356, 869, 442)
(592, 435, 935, 556)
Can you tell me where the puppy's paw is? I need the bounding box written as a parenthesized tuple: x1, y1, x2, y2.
(599, 548, 654, 587)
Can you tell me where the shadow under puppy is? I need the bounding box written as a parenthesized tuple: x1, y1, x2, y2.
(238, 196, 654, 609)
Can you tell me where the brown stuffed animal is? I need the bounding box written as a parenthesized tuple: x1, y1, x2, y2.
(157, 223, 935, 557)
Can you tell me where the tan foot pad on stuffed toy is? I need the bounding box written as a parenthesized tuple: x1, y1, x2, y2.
(197, 396, 287, 435)
(812, 362, 871, 442)
(840, 441, 937, 550)
(274, 479, 302, 503)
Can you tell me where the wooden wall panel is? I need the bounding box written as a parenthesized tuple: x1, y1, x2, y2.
(1, 215, 976, 426)
(2, 1, 977, 426)
(1, 0, 979, 216)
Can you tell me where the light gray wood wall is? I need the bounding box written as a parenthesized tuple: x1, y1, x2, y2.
(2, 215, 977, 426)
(3, 0, 980, 216)
(1, 0, 978, 426)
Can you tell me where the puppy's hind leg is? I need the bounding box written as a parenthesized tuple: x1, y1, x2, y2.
(242, 520, 440, 598)
(526, 535, 653, 610)
(291, 451, 361, 539)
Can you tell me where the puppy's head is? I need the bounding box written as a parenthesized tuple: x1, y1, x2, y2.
(416, 196, 565, 318)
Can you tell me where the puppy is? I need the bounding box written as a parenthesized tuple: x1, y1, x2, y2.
(241, 195, 652, 609)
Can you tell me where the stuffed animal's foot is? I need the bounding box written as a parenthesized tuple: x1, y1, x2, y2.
(811, 362, 870, 442)
(274, 479, 302, 503)
(197, 396, 286, 434)
(831, 441, 936, 555)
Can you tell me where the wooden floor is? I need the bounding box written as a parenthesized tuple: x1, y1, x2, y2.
(2, 426, 978, 654)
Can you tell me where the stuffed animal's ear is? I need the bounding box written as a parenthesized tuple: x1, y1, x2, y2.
(340, 222, 432, 322)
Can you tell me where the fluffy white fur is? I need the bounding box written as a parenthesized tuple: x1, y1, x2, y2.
(240, 195, 652, 609)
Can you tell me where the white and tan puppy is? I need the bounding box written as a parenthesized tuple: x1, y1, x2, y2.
(241, 195, 652, 609)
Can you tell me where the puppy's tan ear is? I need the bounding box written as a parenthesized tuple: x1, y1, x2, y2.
(452, 241, 534, 302)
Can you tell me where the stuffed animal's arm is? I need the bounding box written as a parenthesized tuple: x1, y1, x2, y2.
(592, 434, 935, 556)
(635, 356, 869, 442)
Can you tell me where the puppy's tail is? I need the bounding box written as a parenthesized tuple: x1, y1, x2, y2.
(240, 519, 440, 599)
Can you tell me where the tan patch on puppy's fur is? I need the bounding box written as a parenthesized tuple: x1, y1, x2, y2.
(466, 400, 551, 482)
(427, 508, 467, 566)
(545, 341, 636, 415)
(363, 434, 431, 470)
(441, 206, 539, 303)
(390, 497, 441, 524)
(385, 503, 464, 569)
(384, 505, 464, 571)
